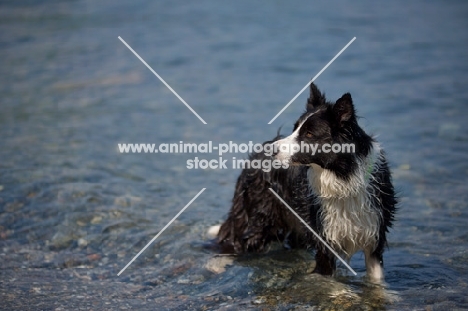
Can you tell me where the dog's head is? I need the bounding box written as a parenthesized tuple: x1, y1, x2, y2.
(273, 83, 372, 176)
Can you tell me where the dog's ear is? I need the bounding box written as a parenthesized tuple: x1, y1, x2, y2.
(333, 93, 355, 125)
(306, 83, 325, 111)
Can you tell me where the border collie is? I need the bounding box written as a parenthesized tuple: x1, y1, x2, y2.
(216, 83, 397, 282)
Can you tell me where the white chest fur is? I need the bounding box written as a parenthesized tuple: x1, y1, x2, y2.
(307, 144, 382, 258)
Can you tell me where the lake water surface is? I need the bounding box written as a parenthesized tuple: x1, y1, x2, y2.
(1, 1, 468, 310)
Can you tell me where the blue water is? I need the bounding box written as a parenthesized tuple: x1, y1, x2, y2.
(1, 0, 468, 309)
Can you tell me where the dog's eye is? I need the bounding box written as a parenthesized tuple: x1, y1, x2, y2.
(305, 131, 313, 138)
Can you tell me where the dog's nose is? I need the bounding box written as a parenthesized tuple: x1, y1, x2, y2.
(269, 141, 279, 157)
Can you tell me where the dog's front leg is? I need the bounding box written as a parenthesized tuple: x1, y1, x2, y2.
(364, 247, 384, 282)
(313, 247, 336, 276)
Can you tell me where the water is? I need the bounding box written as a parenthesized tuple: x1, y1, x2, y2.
(1, 0, 468, 309)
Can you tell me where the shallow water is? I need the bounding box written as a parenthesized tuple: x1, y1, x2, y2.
(1, 0, 468, 310)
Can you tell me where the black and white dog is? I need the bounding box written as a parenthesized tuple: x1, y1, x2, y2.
(216, 83, 397, 282)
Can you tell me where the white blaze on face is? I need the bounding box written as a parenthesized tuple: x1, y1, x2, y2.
(274, 131, 300, 162)
(274, 112, 316, 162)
